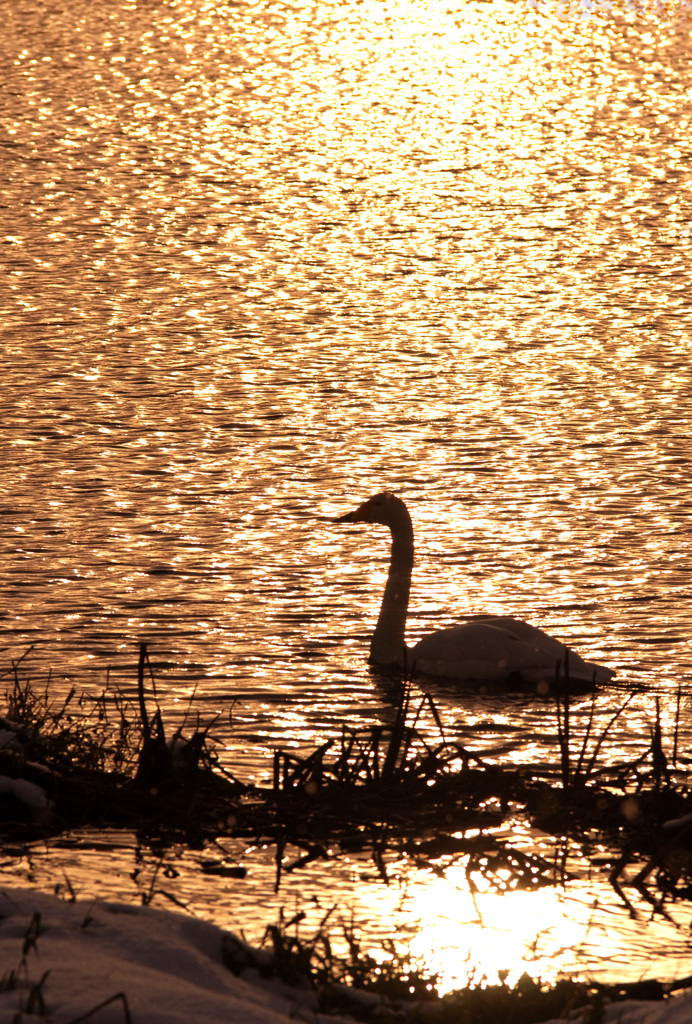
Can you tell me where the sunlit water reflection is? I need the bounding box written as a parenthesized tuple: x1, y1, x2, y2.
(2, 0, 692, 989)
(4, 824, 692, 992)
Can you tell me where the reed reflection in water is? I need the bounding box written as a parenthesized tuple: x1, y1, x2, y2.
(4, 823, 692, 992)
(1, 0, 692, 989)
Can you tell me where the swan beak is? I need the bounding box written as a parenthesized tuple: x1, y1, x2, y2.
(335, 510, 360, 523)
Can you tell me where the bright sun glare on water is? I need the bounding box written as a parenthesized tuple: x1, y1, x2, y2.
(408, 876, 586, 991)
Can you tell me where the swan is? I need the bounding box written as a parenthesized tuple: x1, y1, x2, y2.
(337, 491, 615, 687)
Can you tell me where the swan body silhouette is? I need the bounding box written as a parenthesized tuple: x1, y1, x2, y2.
(337, 491, 614, 686)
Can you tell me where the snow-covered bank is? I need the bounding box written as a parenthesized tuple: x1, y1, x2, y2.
(1, 886, 692, 1024)
(0, 887, 351, 1024)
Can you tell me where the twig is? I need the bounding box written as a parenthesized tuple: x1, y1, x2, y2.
(64, 991, 133, 1024)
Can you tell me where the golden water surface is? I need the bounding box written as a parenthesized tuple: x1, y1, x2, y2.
(2, 0, 692, 990)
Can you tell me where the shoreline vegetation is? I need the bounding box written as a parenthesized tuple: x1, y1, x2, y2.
(2, 644, 692, 1023)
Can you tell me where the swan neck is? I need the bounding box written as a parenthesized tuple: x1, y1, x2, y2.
(370, 516, 414, 667)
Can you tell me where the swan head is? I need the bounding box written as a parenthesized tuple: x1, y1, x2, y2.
(336, 491, 411, 529)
